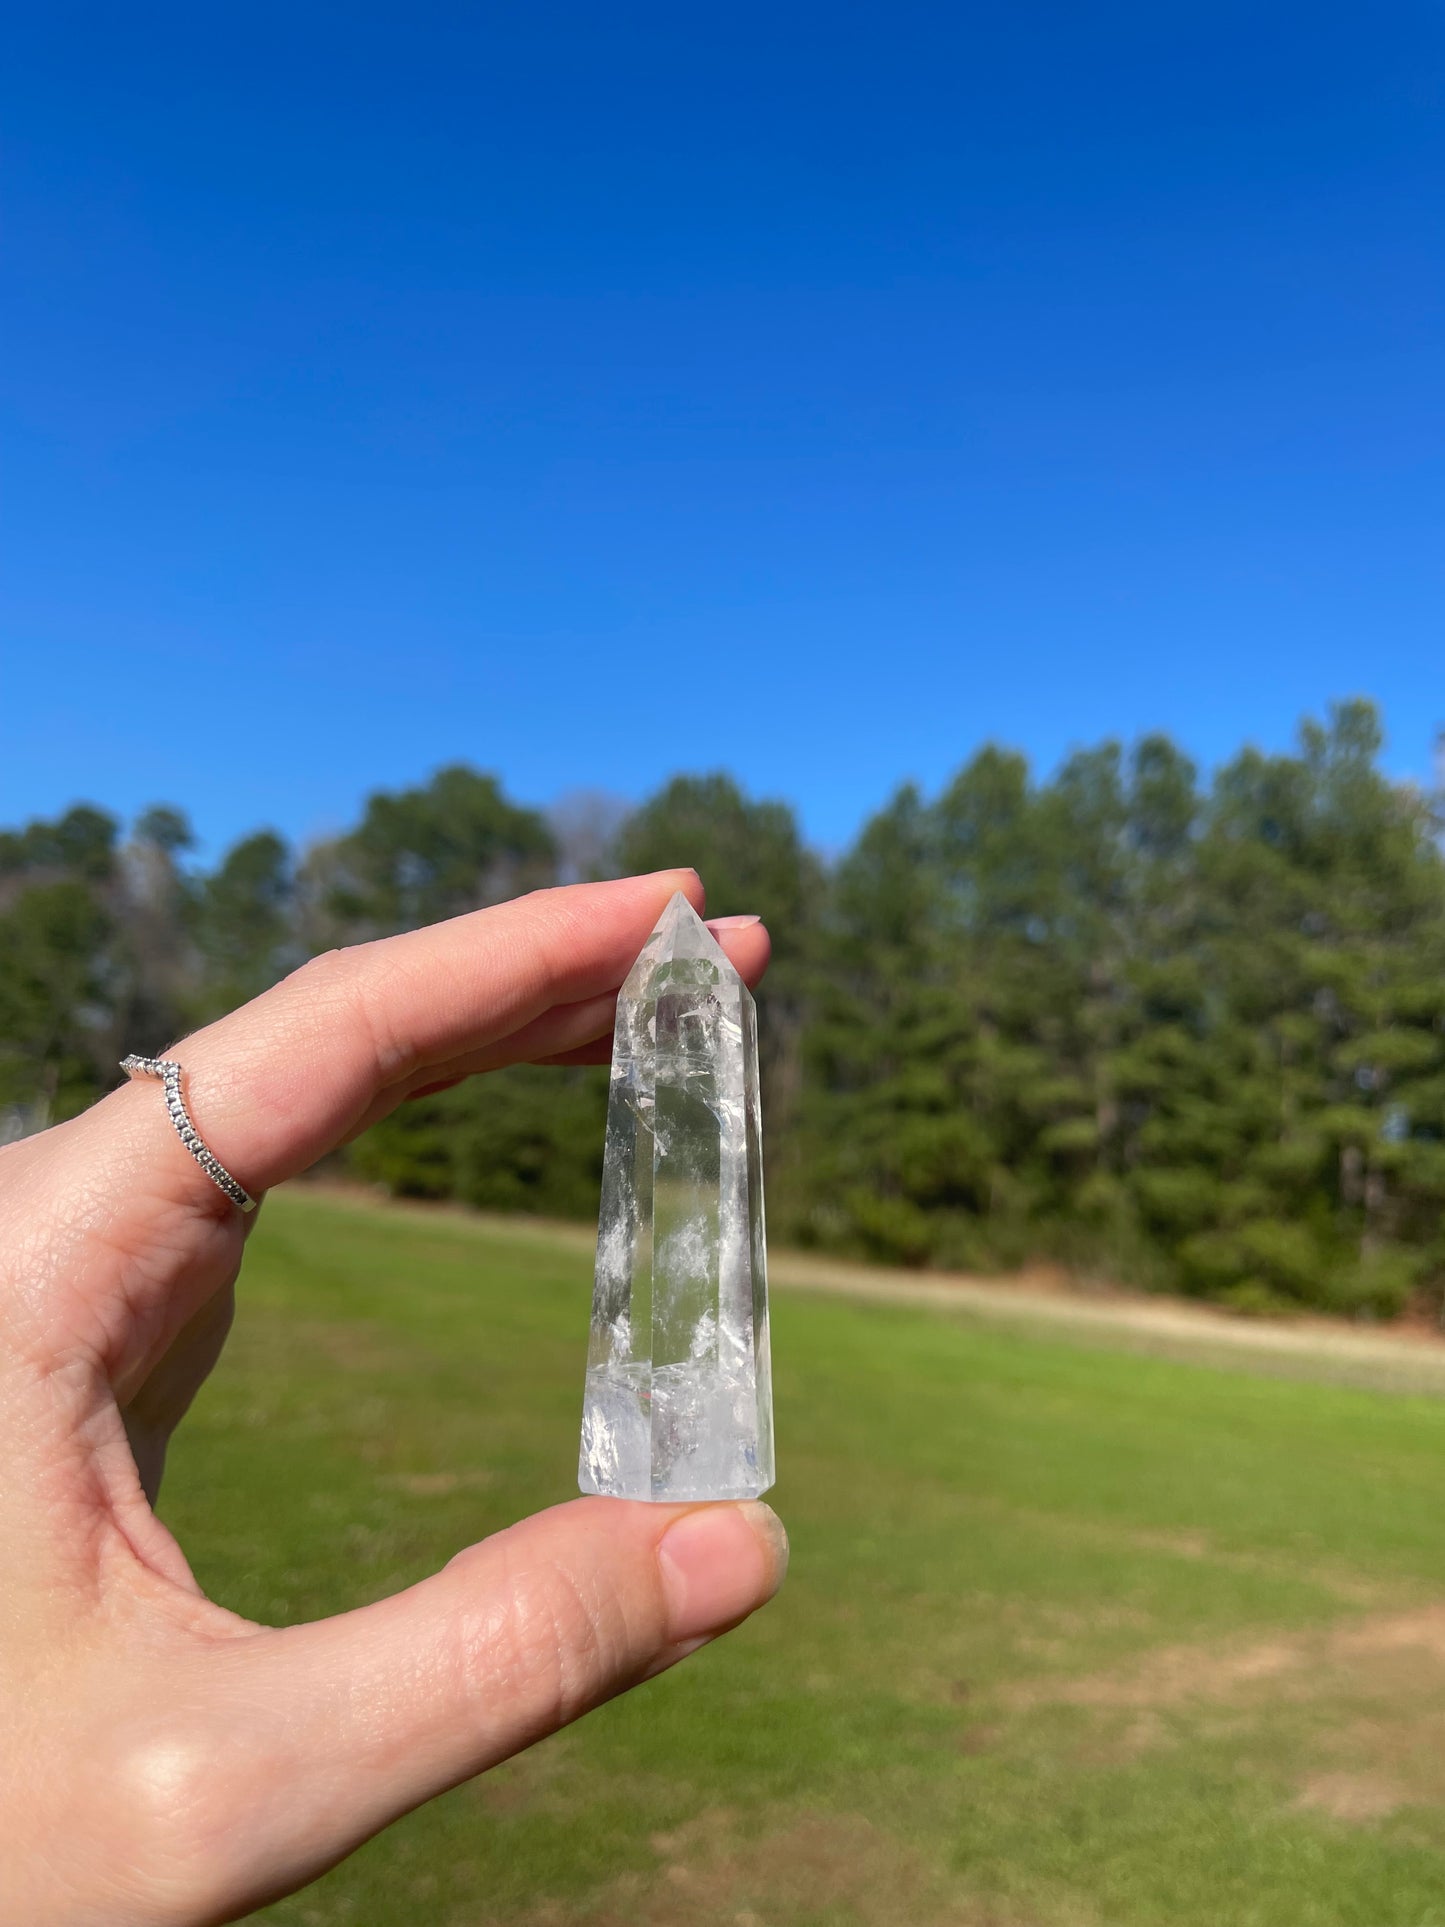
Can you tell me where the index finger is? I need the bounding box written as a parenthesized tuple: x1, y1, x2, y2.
(97, 869, 768, 1207)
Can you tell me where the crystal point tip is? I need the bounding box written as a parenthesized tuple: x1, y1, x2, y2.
(620, 889, 744, 1001)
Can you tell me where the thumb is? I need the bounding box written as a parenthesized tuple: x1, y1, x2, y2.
(190, 1498, 787, 1914)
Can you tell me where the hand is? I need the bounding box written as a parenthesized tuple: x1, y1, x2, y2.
(0, 872, 788, 1926)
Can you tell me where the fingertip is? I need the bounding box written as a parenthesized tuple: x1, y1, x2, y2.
(668, 867, 706, 915)
(743, 1501, 790, 1594)
(715, 920, 771, 988)
(656, 1501, 789, 1644)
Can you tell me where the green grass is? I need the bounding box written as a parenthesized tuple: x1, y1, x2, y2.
(162, 1189, 1445, 1927)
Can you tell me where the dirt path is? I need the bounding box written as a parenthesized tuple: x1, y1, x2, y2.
(284, 1181, 1445, 1398)
(767, 1248, 1445, 1394)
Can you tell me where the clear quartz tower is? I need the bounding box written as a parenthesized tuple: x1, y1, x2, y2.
(579, 892, 774, 1501)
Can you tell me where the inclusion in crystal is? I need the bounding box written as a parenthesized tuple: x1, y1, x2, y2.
(579, 892, 774, 1501)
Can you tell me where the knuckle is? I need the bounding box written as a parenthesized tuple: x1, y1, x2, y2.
(450, 1544, 640, 1734)
(280, 946, 354, 1008)
(89, 1722, 250, 1925)
(283, 945, 413, 1083)
(536, 1565, 609, 1726)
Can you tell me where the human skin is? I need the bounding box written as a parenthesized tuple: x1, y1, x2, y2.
(0, 870, 788, 1925)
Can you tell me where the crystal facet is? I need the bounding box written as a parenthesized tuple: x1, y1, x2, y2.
(579, 892, 774, 1501)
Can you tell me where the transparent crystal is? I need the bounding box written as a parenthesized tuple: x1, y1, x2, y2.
(579, 892, 774, 1501)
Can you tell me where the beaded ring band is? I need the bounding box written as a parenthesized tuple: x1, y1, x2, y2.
(119, 1055, 257, 1213)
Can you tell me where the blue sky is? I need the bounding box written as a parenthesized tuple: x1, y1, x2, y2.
(2, 2, 1441, 859)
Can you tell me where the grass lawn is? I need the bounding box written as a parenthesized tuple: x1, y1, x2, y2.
(162, 1188, 1445, 1927)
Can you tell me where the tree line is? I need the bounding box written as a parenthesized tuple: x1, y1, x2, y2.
(3, 699, 1442, 1319)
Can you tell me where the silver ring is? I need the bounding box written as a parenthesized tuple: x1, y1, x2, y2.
(120, 1056, 257, 1213)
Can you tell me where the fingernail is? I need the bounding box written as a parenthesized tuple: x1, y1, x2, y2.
(657, 1502, 789, 1642)
(706, 913, 763, 931)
